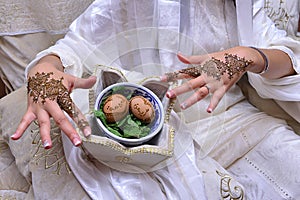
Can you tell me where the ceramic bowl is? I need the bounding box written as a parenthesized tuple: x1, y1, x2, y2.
(94, 82, 164, 145)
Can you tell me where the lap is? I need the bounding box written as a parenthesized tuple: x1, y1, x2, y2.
(228, 125, 300, 199)
(1, 84, 300, 199)
(0, 86, 89, 199)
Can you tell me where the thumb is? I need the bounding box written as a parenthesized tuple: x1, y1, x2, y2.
(72, 76, 97, 89)
(177, 52, 206, 64)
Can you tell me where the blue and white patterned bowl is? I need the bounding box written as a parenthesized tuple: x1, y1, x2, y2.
(94, 82, 164, 146)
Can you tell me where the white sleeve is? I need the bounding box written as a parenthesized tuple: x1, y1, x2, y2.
(25, 0, 182, 79)
(245, 0, 300, 102)
(25, 0, 118, 78)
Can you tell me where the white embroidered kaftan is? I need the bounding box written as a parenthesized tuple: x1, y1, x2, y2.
(1, 0, 300, 199)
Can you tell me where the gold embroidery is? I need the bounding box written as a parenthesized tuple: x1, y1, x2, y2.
(0, 195, 17, 200)
(217, 170, 244, 200)
(264, 0, 290, 30)
(32, 121, 71, 175)
(81, 127, 174, 157)
(0, 140, 9, 154)
(96, 64, 128, 83)
(115, 156, 132, 163)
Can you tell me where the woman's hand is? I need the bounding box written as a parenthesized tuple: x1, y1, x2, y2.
(11, 55, 96, 149)
(161, 46, 266, 112)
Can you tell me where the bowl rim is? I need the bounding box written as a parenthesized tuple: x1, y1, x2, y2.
(94, 82, 165, 145)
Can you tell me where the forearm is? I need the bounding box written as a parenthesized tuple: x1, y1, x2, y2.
(251, 48, 296, 79)
(233, 46, 296, 79)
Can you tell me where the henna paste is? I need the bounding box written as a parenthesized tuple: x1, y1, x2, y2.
(78, 119, 89, 130)
(27, 72, 89, 131)
(165, 53, 253, 81)
(27, 72, 68, 104)
(164, 71, 180, 82)
(28, 72, 74, 116)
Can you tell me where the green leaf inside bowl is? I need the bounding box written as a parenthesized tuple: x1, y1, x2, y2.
(94, 86, 151, 139)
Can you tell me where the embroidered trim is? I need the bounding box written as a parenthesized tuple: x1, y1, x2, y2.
(0, 195, 17, 200)
(244, 157, 292, 199)
(264, 0, 290, 30)
(216, 170, 244, 200)
(32, 120, 71, 175)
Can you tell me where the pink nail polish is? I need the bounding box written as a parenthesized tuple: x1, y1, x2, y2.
(73, 138, 82, 147)
(11, 132, 20, 140)
(10, 134, 17, 140)
(84, 128, 91, 137)
(207, 108, 212, 113)
(43, 140, 52, 149)
(166, 91, 174, 98)
(181, 102, 187, 110)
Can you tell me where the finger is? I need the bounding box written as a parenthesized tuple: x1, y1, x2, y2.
(68, 101, 91, 137)
(56, 80, 91, 137)
(45, 102, 82, 147)
(161, 64, 204, 82)
(179, 86, 210, 110)
(36, 108, 52, 149)
(166, 77, 206, 98)
(161, 54, 209, 82)
(67, 75, 97, 90)
(11, 110, 36, 140)
(177, 52, 206, 64)
(207, 87, 226, 113)
(160, 71, 192, 82)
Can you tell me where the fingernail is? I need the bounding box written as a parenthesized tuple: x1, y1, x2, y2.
(181, 102, 187, 110)
(166, 91, 175, 98)
(43, 140, 52, 149)
(11, 133, 17, 140)
(83, 127, 91, 137)
(73, 138, 82, 147)
(207, 108, 213, 113)
(160, 75, 167, 82)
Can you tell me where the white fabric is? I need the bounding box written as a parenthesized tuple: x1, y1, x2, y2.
(0, 33, 65, 92)
(262, 0, 300, 39)
(0, 0, 94, 94)
(228, 125, 300, 199)
(0, 0, 94, 36)
(63, 113, 208, 200)
(235, 0, 253, 46)
(23, 0, 300, 199)
(247, 0, 300, 103)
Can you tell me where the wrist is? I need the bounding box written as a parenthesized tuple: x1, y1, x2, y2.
(248, 47, 269, 74)
(223, 46, 266, 74)
(28, 55, 64, 77)
(37, 54, 64, 71)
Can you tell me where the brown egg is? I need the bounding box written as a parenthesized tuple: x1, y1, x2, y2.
(102, 94, 129, 123)
(129, 96, 155, 123)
